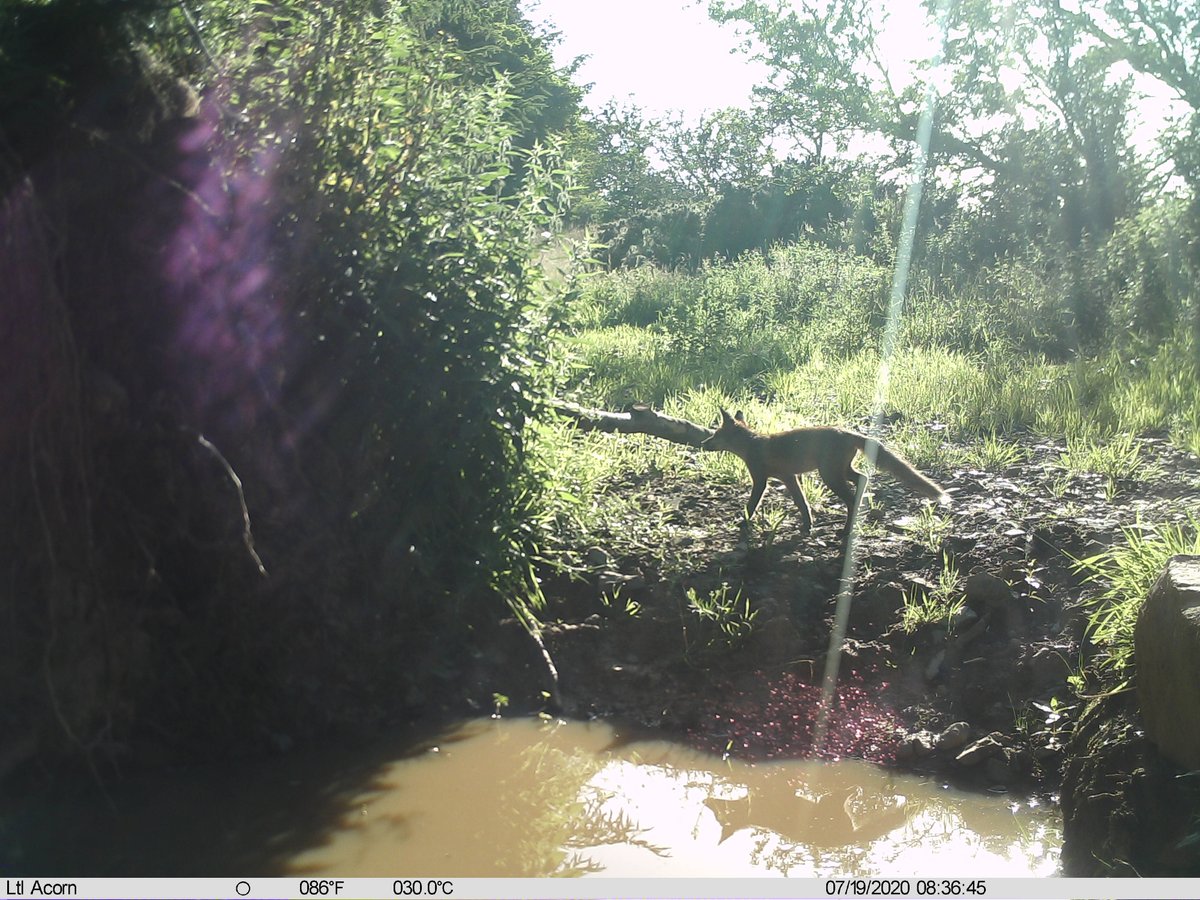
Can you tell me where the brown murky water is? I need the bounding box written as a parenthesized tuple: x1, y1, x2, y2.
(4, 718, 1060, 876)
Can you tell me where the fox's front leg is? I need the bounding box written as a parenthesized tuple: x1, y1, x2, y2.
(743, 469, 769, 523)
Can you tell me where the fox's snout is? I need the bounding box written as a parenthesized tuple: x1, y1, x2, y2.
(701, 426, 735, 452)
(702, 408, 743, 452)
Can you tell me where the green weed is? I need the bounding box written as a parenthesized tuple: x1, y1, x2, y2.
(1073, 514, 1200, 678)
(957, 431, 1027, 471)
(601, 586, 642, 619)
(903, 504, 954, 553)
(1058, 431, 1142, 481)
(686, 583, 758, 646)
(901, 553, 964, 632)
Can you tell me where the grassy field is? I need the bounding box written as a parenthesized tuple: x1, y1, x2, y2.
(556, 243, 1198, 447)
(530, 237, 1200, 677)
(537, 239, 1198, 528)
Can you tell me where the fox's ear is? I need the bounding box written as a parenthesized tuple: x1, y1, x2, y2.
(734, 410, 746, 423)
(718, 407, 735, 426)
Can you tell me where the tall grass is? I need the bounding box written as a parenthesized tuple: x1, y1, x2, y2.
(1073, 515, 1200, 680)
(555, 238, 1198, 452)
(531, 235, 1199, 591)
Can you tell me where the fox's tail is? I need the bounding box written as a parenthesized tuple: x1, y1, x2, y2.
(866, 440, 950, 503)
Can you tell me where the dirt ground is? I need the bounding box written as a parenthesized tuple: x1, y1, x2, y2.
(470, 428, 1200, 810)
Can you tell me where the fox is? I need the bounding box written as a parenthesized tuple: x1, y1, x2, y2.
(701, 408, 949, 537)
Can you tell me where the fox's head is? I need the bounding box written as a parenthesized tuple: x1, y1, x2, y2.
(701, 408, 751, 452)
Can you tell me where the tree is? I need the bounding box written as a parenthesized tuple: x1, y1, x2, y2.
(1050, 0, 1200, 113)
(566, 100, 678, 224)
(938, 0, 1145, 246)
(404, 0, 585, 154)
(708, 0, 1150, 255)
(707, 0, 896, 162)
(657, 107, 774, 197)
(1047, 0, 1200, 289)
(0, 0, 578, 772)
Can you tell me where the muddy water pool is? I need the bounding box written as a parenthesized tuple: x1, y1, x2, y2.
(4, 717, 1060, 876)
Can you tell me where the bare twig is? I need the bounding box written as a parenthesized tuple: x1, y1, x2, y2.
(177, 0, 218, 71)
(193, 432, 268, 577)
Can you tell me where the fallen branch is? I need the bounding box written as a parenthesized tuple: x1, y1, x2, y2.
(550, 400, 714, 447)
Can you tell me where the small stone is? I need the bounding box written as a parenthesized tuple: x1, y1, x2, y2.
(1010, 747, 1034, 775)
(1024, 645, 1072, 688)
(1032, 740, 1062, 762)
(907, 734, 936, 763)
(949, 606, 979, 630)
(965, 572, 1013, 609)
(900, 730, 937, 760)
(936, 721, 972, 752)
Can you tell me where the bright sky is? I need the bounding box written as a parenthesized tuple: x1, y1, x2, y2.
(519, 0, 936, 123)
(520, 0, 770, 121)
(519, 0, 1181, 156)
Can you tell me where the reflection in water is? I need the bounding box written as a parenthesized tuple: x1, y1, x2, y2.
(4, 718, 1060, 877)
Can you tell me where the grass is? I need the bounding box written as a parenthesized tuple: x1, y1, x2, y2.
(685, 583, 758, 652)
(528, 238, 1199, 656)
(954, 431, 1027, 471)
(903, 505, 954, 553)
(1072, 513, 1200, 680)
(1057, 430, 1143, 482)
(556, 239, 1197, 449)
(901, 553, 965, 632)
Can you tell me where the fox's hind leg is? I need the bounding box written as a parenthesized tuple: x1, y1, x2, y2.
(783, 475, 814, 533)
(818, 461, 865, 538)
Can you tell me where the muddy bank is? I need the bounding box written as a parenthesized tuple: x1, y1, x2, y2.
(1060, 691, 1200, 876)
(459, 428, 1200, 867)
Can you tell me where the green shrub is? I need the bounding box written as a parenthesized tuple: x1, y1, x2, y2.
(1074, 516, 1200, 679)
(1, 0, 574, 771)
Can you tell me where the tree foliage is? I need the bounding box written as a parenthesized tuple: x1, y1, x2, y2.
(708, 0, 894, 161)
(1, 0, 580, 775)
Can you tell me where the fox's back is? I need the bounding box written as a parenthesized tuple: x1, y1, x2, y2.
(754, 427, 862, 476)
(708, 423, 862, 476)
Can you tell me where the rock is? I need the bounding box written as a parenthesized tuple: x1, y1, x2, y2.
(965, 571, 1012, 609)
(1022, 644, 1072, 690)
(747, 614, 799, 660)
(1059, 692, 1197, 875)
(948, 605, 978, 631)
(955, 733, 1004, 766)
(753, 595, 784, 618)
(855, 582, 904, 628)
(1031, 739, 1061, 763)
(896, 730, 937, 763)
(935, 721, 972, 752)
(1134, 555, 1200, 770)
(965, 572, 1024, 633)
(944, 534, 979, 555)
(1010, 747, 1034, 776)
(585, 546, 611, 568)
(837, 638, 889, 673)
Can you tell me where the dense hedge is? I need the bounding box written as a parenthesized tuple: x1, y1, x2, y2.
(0, 0, 573, 777)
